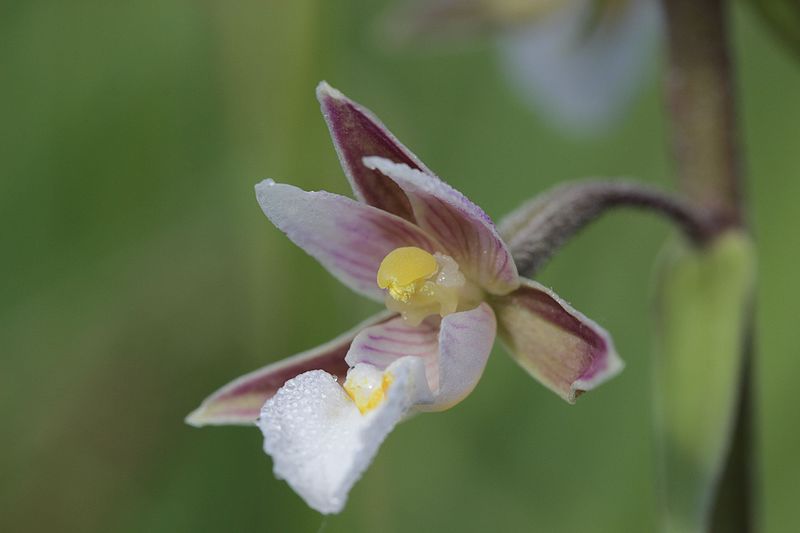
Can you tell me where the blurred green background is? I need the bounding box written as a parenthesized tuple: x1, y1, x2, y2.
(1, 1, 798, 532)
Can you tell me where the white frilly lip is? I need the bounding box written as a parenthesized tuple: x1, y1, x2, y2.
(258, 356, 432, 514)
(258, 303, 497, 514)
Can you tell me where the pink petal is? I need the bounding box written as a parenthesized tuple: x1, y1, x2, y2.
(317, 82, 432, 222)
(427, 302, 496, 410)
(363, 157, 519, 295)
(255, 180, 442, 301)
(345, 315, 440, 388)
(494, 278, 623, 403)
(186, 312, 395, 426)
(345, 303, 496, 410)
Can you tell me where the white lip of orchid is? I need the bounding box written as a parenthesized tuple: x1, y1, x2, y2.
(377, 247, 483, 325)
(258, 356, 433, 514)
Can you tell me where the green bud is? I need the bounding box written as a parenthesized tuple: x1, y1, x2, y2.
(653, 231, 756, 533)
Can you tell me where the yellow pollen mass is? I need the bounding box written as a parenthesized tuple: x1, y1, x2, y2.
(377, 247, 438, 303)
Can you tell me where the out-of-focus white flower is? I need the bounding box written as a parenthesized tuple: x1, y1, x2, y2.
(384, 0, 662, 135)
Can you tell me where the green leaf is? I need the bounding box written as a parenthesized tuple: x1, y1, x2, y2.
(747, 0, 800, 60)
(652, 231, 756, 533)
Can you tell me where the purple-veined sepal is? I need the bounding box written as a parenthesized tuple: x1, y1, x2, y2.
(494, 278, 623, 403)
(317, 81, 430, 222)
(185, 312, 395, 427)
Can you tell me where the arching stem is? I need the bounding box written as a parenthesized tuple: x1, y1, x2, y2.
(499, 180, 721, 277)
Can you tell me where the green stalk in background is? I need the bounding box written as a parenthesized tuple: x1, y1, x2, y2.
(658, 0, 757, 531)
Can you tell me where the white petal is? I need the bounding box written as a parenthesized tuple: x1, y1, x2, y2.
(255, 179, 441, 301)
(498, 0, 662, 134)
(258, 357, 432, 514)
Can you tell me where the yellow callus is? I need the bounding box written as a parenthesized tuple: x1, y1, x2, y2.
(344, 366, 394, 414)
(377, 246, 438, 303)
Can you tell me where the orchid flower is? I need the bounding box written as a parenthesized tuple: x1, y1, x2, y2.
(186, 83, 623, 514)
(384, 0, 662, 134)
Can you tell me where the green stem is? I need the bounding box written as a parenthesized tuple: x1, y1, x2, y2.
(660, 0, 755, 531)
(710, 347, 755, 533)
(662, 0, 743, 223)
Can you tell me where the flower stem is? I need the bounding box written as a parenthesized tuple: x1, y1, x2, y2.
(500, 180, 720, 277)
(660, 0, 755, 531)
(662, 0, 743, 224)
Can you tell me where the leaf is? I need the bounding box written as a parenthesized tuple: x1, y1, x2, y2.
(747, 0, 800, 60)
(652, 231, 756, 533)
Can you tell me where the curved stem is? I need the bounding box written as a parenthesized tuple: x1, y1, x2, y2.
(499, 180, 721, 277)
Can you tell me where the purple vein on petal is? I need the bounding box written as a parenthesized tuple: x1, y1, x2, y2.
(345, 317, 440, 382)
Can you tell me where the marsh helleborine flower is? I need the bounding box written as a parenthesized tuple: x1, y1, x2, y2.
(187, 83, 623, 514)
